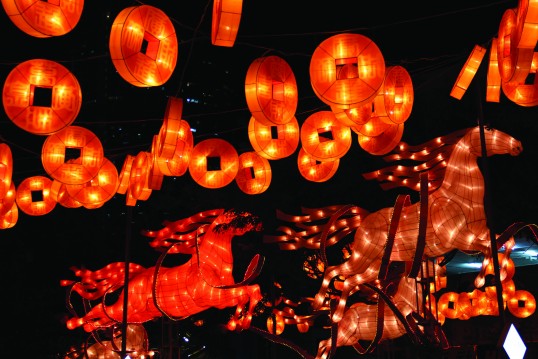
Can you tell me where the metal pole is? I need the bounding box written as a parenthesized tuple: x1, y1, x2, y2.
(121, 205, 133, 358)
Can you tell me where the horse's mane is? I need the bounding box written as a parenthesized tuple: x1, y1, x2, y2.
(362, 127, 470, 192)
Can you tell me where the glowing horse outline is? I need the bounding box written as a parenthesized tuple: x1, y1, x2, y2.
(63, 208, 264, 332)
(311, 126, 523, 322)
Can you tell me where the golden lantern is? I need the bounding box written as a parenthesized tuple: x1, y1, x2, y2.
(245, 56, 298, 126)
(3, 59, 82, 135)
(380, 66, 414, 124)
(267, 313, 285, 335)
(188, 138, 239, 189)
(300, 111, 352, 161)
(310, 33, 385, 109)
(331, 102, 372, 127)
(1, 0, 83, 38)
(109, 5, 178, 87)
(0, 143, 13, 200)
(211, 0, 243, 47)
(357, 123, 404, 156)
(507, 290, 536, 318)
(248, 116, 299, 160)
(235, 151, 271, 195)
(297, 147, 339, 182)
(16, 175, 56, 216)
(450, 45, 486, 100)
(486, 38, 501, 103)
(65, 158, 119, 206)
(41, 126, 104, 185)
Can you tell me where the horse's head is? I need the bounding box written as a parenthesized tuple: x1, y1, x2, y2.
(213, 209, 263, 235)
(466, 126, 523, 157)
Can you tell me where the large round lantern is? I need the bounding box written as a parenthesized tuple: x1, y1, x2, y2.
(357, 123, 404, 156)
(310, 33, 385, 109)
(1, 0, 84, 38)
(437, 291, 460, 320)
(211, 0, 243, 47)
(248, 116, 299, 160)
(188, 138, 238, 189)
(109, 5, 178, 87)
(297, 148, 339, 183)
(300, 111, 351, 161)
(41, 126, 104, 185)
(16, 175, 56, 216)
(235, 151, 271, 195)
(0, 143, 13, 200)
(3, 59, 82, 135)
(65, 158, 119, 206)
(245, 56, 298, 126)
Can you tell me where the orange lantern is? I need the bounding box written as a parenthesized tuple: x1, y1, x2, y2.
(1, 0, 83, 37)
(211, 0, 243, 47)
(310, 33, 385, 109)
(235, 151, 271, 195)
(300, 111, 352, 161)
(486, 38, 501, 103)
(450, 45, 486, 100)
(357, 123, 403, 156)
(148, 136, 165, 190)
(267, 313, 285, 335)
(380, 66, 414, 124)
(41, 126, 104, 185)
(437, 291, 460, 320)
(331, 102, 372, 126)
(188, 138, 239, 189)
(65, 158, 119, 206)
(296, 321, 310, 333)
(351, 114, 391, 137)
(109, 5, 178, 87)
(245, 55, 298, 126)
(516, 0, 538, 50)
(128, 151, 153, 202)
(157, 97, 193, 159)
(0, 201, 17, 229)
(0, 143, 13, 200)
(507, 290, 536, 318)
(297, 147, 339, 182)
(3, 59, 82, 135)
(0, 182, 16, 217)
(248, 116, 299, 160)
(50, 179, 82, 208)
(117, 155, 134, 195)
(16, 175, 56, 216)
(457, 292, 473, 320)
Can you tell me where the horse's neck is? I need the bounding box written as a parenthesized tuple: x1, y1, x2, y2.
(197, 230, 234, 270)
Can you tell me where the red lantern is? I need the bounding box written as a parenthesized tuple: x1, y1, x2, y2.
(248, 116, 299, 160)
(16, 175, 56, 216)
(211, 0, 243, 47)
(0, 182, 16, 217)
(188, 138, 238, 189)
(109, 5, 178, 87)
(0, 143, 13, 200)
(351, 114, 391, 137)
(117, 155, 134, 195)
(331, 103, 372, 127)
(300, 111, 352, 161)
(148, 136, 165, 190)
(157, 97, 193, 159)
(50, 179, 82, 208)
(297, 148, 339, 182)
(310, 33, 385, 109)
(65, 158, 119, 206)
(486, 38, 501, 103)
(3, 59, 82, 135)
(438, 291, 460, 320)
(507, 290, 536, 318)
(235, 151, 271, 195)
(1, 0, 83, 37)
(128, 151, 153, 201)
(0, 200, 17, 229)
(357, 123, 404, 156)
(245, 56, 298, 126)
(41, 126, 104, 185)
(450, 45, 486, 100)
(267, 313, 285, 335)
(380, 66, 413, 124)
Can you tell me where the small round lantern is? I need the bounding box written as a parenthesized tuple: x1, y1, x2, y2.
(3, 59, 82, 135)
(300, 111, 352, 161)
(266, 313, 285, 335)
(0, 182, 16, 217)
(0, 201, 17, 229)
(41, 126, 104, 185)
(357, 123, 404, 156)
(381, 66, 414, 124)
(245, 56, 298, 126)
(331, 103, 372, 127)
(0, 143, 13, 200)
(437, 291, 460, 320)
(248, 116, 299, 160)
(16, 175, 56, 216)
(109, 5, 178, 87)
(297, 147, 339, 183)
(507, 290, 536, 318)
(157, 97, 193, 159)
(188, 138, 239, 189)
(211, 0, 243, 47)
(235, 151, 271, 195)
(65, 158, 119, 206)
(50, 179, 82, 208)
(1, 0, 84, 38)
(310, 33, 385, 109)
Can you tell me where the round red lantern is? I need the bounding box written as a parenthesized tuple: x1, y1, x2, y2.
(297, 147, 339, 183)
(351, 114, 391, 137)
(0, 143, 13, 200)
(211, 0, 243, 47)
(117, 155, 134, 195)
(0, 182, 16, 217)
(310, 33, 385, 109)
(109, 5, 178, 87)
(188, 138, 238, 189)
(65, 158, 119, 206)
(266, 313, 285, 335)
(50, 179, 82, 208)
(1, 0, 84, 38)
(157, 97, 193, 159)
(235, 151, 271, 195)
(331, 103, 372, 127)
(381, 66, 414, 124)
(129, 151, 153, 201)
(42, 126, 104, 185)
(0, 201, 17, 229)
(248, 116, 299, 160)
(507, 290, 536, 318)
(16, 175, 56, 216)
(438, 291, 460, 320)
(357, 123, 404, 156)
(3, 59, 82, 135)
(450, 45, 486, 100)
(300, 111, 352, 161)
(245, 56, 298, 126)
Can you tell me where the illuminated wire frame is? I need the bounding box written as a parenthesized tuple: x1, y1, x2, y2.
(450, 44, 486, 100)
(211, 0, 243, 47)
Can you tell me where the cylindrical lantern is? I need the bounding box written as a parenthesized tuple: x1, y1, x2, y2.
(331, 103, 372, 127)
(129, 151, 153, 201)
(507, 290, 536, 318)
(16, 175, 56, 216)
(117, 155, 134, 195)
(0, 182, 16, 217)
(486, 37, 501, 103)
(157, 97, 193, 159)
(109, 5, 178, 87)
(235, 151, 271, 195)
(357, 123, 404, 156)
(188, 138, 238, 189)
(0, 201, 17, 229)
(297, 147, 339, 182)
(310, 33, 385, 109)
(437, 291, 460, 320)
(0, 143, 13, 200)
(245, 56, 298, 126)
(300, 111, 352, 161)
(1, 0, 84, 38)
(381, 66, 414, 124)
(450, 45, 486, 100)
(211, 0, 243, 47)
(65, 158, 119, 206)
(41, 126, 104, 185)
(3, 59, 82, 135)
(266, 313, 285, 335)
(248, 116, 299, 160)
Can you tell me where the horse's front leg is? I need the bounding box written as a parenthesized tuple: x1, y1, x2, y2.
(225, 284, 262, 331)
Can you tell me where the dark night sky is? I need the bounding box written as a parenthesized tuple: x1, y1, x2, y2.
(1, 1, 537, 358)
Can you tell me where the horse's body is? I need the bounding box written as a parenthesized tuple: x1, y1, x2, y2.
(313, 126, 523, 322)
(65, 209, 263, 332)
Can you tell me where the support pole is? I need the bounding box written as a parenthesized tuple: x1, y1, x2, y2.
(121, 205, 133, 358)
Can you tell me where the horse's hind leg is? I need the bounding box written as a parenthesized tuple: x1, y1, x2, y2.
(66, 304, 115, 332)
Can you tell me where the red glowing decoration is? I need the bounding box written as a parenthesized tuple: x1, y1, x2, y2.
(300, 111, 352, 161)
(297, 148, 339, 183)
(211, 0, 243, 47)
(248, 116, 299, 160)
(486, 37, 501, 103)
(109, 5, 178, 87)
(1, 0, 84, 37)
(450, 45, 486, 100)
(331, 103, 372, 126)
(63, 209, 264, 332)
(16, 175, 56, 216)
(2, 59, 82, 135)
(235, 151, 272, 195)
(188, 138, 239, 189)
(357, 123, 404, 156)
(0, 143, 13, 201)
(65, 158, 119, 207)
(127, 151, 153, 203)
(0, 182, 17, 227)
(507, 290, 536, 318)
(379, 65, 414, 124)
